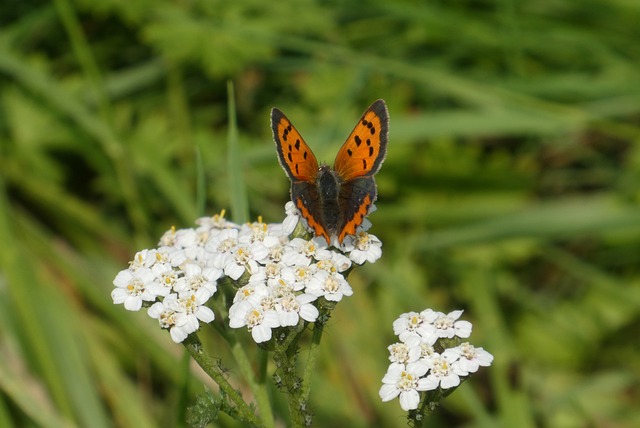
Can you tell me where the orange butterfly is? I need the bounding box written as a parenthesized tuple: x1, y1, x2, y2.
(271, 99, 388, 245)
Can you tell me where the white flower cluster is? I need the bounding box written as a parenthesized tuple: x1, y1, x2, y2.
(379, 309, 494, 411)
(112, 203, 382, 344)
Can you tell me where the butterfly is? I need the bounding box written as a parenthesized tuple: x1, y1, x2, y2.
(271, 99, 388, 245)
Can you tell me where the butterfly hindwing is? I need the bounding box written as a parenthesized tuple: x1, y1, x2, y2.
(337, 176, 377, 243)
(291, 181, 331, 243)
(271, 108, 319, 182)
(333, 99, 389, 181)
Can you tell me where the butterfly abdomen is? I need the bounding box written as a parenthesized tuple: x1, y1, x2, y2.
(317, 165, 342, 236)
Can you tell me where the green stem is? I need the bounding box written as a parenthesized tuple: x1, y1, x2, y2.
(54, 0, 111, 122)
(182, 334, 262, 427)
(210, 298, 275, 428)
(301, 315, 326, 403)
(228, 337, 275, 428)
(272, 322, 308, 427)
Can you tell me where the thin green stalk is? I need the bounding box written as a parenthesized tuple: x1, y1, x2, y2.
(54, 0, 112, 122)
(301, 317, 326, 403)
(182, 334, 262, 427)
(227, 337, 274, 428)
(272, 322, 309, 427)
(210, 300, 275, 428)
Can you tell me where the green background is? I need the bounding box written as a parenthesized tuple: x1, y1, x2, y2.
(1, 0, 639, 426)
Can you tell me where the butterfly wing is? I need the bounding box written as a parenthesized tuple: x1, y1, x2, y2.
(333, 100, 388, 243)
(337, 176, 377, 243)
(291, 181, 331, 244)
(272, 108, 331, 242)
(333, 99, 389, 180)
(271, 108, 320, 182)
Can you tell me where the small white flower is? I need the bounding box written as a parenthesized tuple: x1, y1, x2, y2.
(419, 342, 436, 360)
(147, 295, 190, 343)
(155, 246, 183, 267)
(228, 282, 270, 321)
(281, 247, 313, 267)
(288, 237, 331, 262)
(112, 268, 156, 311)
(315, 252, 352, 274)
(279, 201, 300, 235)
(422, 353, 467, 390)
(173, 290, 216, 335)
(443, 343, 493, 374)
(158, 227, 178, 247)
(305, 270, 353, 302)
(209, 240, 261, 280)
(280, 265, 316, 291)
(393, 311, 438, 344)
(174, 228, 197, 249)
(206, 228, 239, 255)
(195, 209, 236, 230)
(379, 363, 430, 411)
(239, 219, 270, 244)
(388, 342, 421, 366)
(149, 263, 178, 297)
(433, 310, 472, 339)
(265, 241, 286, 263)
(345, 232, 382, 265)
(129, 249, 157, 270)
(173, 263, 220, 298)
(229, 304, 280, 343)
(276, 292, 319, 326)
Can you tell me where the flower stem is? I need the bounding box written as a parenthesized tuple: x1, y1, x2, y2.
(272, 322, 309, 427)
(182, 334, 262, 427)
(229, 336, 275, 428)
(301, 312, 327, 403)
(210, 299, 275, 428)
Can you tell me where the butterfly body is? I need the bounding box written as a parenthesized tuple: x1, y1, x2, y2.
(272, 100, 388, 245)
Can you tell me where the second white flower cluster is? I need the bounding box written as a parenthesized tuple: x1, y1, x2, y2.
(112, 202, 382, 344)
(379, 309, 494, 411)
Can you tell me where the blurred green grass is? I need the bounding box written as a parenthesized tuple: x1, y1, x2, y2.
(1, 0, 639, 426)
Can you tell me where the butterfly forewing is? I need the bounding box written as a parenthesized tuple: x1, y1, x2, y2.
(333, 99, 389, 181)
(271, 108, 319, 183)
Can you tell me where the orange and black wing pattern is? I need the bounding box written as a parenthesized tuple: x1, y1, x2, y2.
(271, 108, 319, 182)
(333, 99, 388, 181)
